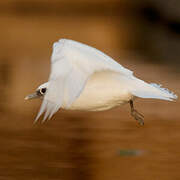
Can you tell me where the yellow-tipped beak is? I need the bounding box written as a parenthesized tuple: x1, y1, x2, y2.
(25, 92, 39, 100)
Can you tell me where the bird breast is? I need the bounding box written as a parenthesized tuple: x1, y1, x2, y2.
(63, 71, 133, 111)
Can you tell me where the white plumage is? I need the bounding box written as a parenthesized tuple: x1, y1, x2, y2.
(26, 39, 177, 123)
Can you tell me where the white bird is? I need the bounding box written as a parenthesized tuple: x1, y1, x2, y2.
(25, 39, 177, 125)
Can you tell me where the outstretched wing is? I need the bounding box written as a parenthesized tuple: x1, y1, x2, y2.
(35, 39, 133, 122)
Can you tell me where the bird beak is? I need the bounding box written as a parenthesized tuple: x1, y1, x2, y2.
(25, 92, 39, 100)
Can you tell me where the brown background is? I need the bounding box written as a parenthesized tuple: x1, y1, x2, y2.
(0, 0, 180, 180)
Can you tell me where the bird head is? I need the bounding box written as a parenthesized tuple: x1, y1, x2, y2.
(25, 82, 49, 100)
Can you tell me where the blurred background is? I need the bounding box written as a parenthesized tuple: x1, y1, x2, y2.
(0, 0, 180, 179)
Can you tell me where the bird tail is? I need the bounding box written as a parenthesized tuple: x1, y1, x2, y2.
(129, 77, 178, 101)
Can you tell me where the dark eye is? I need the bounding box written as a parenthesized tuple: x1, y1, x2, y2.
(40, 88, 46, 95)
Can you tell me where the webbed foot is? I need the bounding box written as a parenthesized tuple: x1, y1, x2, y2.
(129, 100, 144, 126)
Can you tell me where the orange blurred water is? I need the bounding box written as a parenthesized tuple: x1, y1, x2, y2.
(0, 2, 180, 179)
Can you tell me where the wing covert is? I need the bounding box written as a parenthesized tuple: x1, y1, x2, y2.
(35, 39, 134, 122)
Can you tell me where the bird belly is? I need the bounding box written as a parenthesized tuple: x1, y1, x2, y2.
(63, 71, 133, 111)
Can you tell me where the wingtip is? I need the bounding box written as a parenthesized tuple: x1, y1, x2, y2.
(33, 115, 40, 124)
(41, 114, 48, 124)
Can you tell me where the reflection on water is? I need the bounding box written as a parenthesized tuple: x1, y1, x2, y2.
(0, 109, 180, 180)
(117, 149, 144, 156)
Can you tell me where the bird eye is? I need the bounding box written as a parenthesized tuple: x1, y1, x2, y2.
(40, 88, 46, 95)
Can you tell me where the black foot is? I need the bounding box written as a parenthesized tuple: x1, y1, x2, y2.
(131, 109, 144, 126)
(129, 100, 144, 126)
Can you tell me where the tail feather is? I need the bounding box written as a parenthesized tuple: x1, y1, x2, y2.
(129, 78, 178, 101)
(150, 83, 177, 100)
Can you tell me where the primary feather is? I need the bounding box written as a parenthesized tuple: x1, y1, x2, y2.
(35, 39, 177, 122)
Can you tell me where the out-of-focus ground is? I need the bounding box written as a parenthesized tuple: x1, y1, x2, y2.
(0, 1, 180, 180)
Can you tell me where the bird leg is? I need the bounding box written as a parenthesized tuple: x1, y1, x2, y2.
(129, 100, 144, 126)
